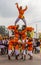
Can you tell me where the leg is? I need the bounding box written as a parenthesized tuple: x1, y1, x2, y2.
(28, 51, 33, 60)
(23, 50, 26, 60)
(22, 18, 26, 26)
(15, 18, 20, 25)
(8, 50, 12, 60)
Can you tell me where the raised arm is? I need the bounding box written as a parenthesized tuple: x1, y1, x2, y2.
(15, 3, 20, 10)
(23, 6, 28, 11)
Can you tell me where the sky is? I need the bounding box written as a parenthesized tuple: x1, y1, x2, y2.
(0, 0, 41, 32)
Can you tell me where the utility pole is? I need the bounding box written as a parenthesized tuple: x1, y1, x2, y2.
(36, 24, 37, 38)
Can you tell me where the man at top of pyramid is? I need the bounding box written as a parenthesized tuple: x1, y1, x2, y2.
(15, 3, 28, 26)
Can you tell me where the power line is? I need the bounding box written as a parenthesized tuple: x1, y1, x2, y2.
(28, 20, 41, 25)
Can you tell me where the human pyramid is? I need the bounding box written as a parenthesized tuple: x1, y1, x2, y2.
(8, 3, 34, 60)
(8, 25, 34, 60)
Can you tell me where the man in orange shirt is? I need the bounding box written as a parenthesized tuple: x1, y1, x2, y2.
(8, 37, 18, 60)
(27, 38, 33, 60)
(15, 43, 19, 60)
(15, 3, 28, 26)
(14, 25, 19, 39)
(8, 37, 14, 60)
(21, 26, 27, 60)
(21, 25, 27, 40)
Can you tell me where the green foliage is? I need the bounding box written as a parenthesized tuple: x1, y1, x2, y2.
(27, 31, 31, 37)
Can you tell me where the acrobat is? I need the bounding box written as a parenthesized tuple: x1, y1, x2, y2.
(15, 3, 28, 26)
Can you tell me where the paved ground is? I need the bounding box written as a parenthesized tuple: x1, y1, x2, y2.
(0, 54, 41, 65)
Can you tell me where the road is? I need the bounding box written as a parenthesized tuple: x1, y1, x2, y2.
(0, 53, 41, 65)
